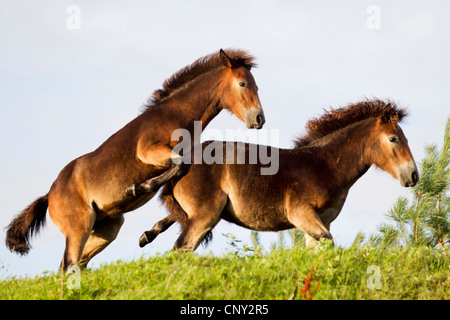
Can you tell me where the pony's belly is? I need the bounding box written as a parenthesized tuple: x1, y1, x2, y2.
(221, 198, 292, 231)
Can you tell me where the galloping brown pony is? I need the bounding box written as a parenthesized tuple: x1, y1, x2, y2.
(141, 99, 419, 250)
(6, 49, 265, 271)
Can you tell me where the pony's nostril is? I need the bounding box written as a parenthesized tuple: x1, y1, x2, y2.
(256, 114, 263, 125)
(412, 171, 418, 183)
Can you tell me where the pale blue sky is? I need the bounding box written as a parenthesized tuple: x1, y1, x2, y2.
(1, 0, 449, 278)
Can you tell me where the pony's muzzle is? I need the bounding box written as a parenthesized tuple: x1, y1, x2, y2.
(398, 161, 419, 187)
(244, 107, 265, 129)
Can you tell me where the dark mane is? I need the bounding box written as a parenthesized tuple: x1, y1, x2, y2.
(143, 49, 256, 109)
(294, 99, 408, 148)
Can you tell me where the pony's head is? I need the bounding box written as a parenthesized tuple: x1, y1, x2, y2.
(217, 49, 265, 129)
(143, 48, 265, 130)
(295, 99, 419, 188)
(370, 108, 419, 187)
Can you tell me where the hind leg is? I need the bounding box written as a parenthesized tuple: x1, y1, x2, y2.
(172, 196, 227, 251)
(139, 215, 176, 248)
(79, 215, 125, 268)
(49, 192, 96, 272)
(173, 217, 219, 251)
(173, 188, 228, 251)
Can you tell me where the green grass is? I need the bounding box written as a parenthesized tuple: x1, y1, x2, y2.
(1, 245, 448, 300)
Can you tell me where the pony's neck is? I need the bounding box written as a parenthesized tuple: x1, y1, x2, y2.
(315, 119, 375, 188)
(166, 69, 224, 132)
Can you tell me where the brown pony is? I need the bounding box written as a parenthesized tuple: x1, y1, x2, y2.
(141, 99, 419, 250)
(6, 49, 265, 271)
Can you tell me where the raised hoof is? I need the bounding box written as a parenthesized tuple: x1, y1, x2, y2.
(139, 232, 148, 248)
(139, 231, 157, 248)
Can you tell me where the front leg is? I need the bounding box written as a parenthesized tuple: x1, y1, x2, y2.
(287, 204, 333, 248)
(125, 143, 189, 197)
(125, 162, 189, 197)
(304, 225, 331, 248)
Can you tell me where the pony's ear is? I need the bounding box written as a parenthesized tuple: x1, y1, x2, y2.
(380, 110, 391, 123)
(220, 49, 236, 68)
(379, 110, 400, 124)
(390, 112, 400, 124)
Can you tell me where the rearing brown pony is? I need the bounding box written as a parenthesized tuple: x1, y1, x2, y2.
(142, 99, 419, 250)
(6, 49, 265, 271)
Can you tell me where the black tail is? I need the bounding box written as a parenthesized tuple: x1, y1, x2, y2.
(159, 182, 212, 246)
(6, 194, 48, 255)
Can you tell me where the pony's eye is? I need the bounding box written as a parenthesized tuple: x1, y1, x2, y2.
(389, 136, 398, 143)
(239, 82, 247, 88)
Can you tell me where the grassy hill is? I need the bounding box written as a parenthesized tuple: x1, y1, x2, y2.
(1, 244, 448, 300)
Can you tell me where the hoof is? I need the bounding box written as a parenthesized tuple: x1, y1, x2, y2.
(139, 232, 149, 248)
(125, 185, 136, 197)
(139, 231, 158, 248)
